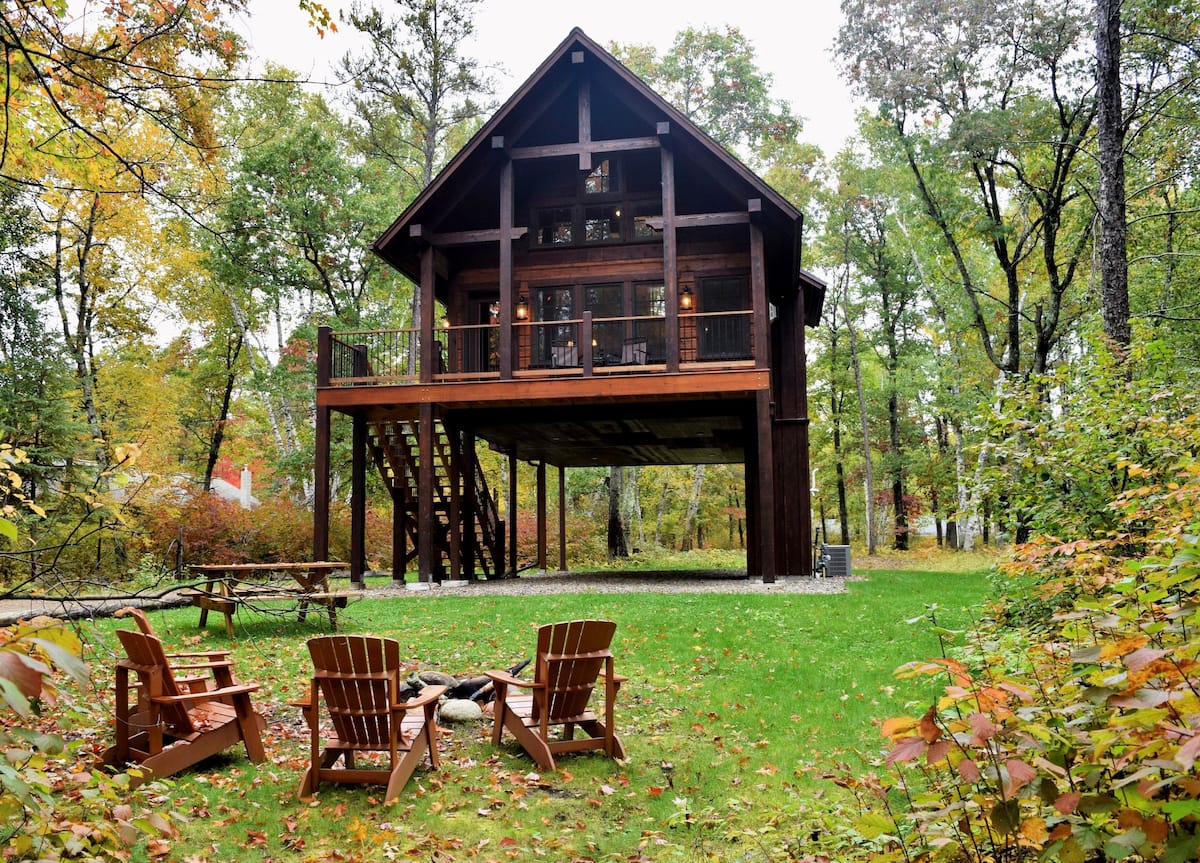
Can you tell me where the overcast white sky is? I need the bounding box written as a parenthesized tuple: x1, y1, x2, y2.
(235, 0, 858, 156)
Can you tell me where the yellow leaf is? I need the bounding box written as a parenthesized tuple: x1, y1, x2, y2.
(1020, 817, 1048, 844)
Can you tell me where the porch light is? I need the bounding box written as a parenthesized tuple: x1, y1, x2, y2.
(515, 295, 529, 320)
(679, 286, 694, 310)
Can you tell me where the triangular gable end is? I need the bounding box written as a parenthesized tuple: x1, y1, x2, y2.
(373, 27, 805, 302)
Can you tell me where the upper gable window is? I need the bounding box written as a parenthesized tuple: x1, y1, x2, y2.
(584, 160, 612, 194)
(529, 155, 658, 250)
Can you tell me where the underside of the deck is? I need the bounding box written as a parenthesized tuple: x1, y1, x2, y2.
(318, 368, 767, 467)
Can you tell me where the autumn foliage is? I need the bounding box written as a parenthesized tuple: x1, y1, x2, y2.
(828, 376, 1200, 861)
(143, 493, 316, 565)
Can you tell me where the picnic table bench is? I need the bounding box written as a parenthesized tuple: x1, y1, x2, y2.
(184, 562, 354, 636)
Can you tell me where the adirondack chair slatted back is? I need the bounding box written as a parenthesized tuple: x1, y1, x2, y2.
(308, 635, 402, 750)
(115, 628, 193, 733)
(536, 620, 616, 724)
(486, 618, 625, 770)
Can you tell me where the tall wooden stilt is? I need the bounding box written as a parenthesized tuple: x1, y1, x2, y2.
(463, 430, 478, 581)
(314, 405, 331, 563)
(558, 466, 567, 572)
(745, 431, 760, 578)
(448, 421, 462, 581)
(392, 487, 406, 583)
(536, 461, 547, 570)
(507, 452, 518, 577)
(418, 403, 436, 583)
(314, 328, 332, 563)
(350, 412, 366, 587)
(755, 390, 777, 583)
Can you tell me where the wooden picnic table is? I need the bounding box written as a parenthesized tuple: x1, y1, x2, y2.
(185, 562, 353, 636)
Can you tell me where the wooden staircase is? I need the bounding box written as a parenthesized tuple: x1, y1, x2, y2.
(367, 418, 504, 580)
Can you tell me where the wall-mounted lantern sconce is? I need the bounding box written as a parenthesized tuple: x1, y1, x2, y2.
(679, 286, 694, 311)
(515, 295, 530, 320)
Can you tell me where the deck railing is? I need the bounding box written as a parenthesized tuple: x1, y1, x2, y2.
(321, 309, 756, 386)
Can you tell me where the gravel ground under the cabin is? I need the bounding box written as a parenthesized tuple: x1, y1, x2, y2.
(0, 571, 848, 624)
(354, 569, 849, 598)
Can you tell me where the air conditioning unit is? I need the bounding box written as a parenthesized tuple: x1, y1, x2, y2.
(820, 544, 851, 578)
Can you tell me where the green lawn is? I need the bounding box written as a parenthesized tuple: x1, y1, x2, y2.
(81, 567, 991, 862)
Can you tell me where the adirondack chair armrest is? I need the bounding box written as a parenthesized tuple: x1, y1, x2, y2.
(485, 669, 542, 689)
(165, 659, 236, 673)
(398, 684, 447, 711)
(150, 682, 260, 704)
(600, 672, 627, 685)
(164, 650, 233, 661)
(545, 649, 613, 662)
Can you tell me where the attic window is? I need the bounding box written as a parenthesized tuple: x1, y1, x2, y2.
(584, 160, 611, 194)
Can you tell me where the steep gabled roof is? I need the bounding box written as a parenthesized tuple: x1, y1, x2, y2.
(373, 27, 803, 285)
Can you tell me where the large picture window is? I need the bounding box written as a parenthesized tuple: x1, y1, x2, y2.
(524, 279, 666, 367)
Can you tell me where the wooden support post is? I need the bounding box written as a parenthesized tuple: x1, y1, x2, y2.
(750, 218, 769, 371)
(448, 422, 462, 581)
(313, 405, 331, 563)
(499, 159, 515, 380)
(755, 390, 777, 583)
(463, 429, 478, 581)
(420, 245, 435, 383)
(661, 138, 680, 373)
(745, 431, 760, 578)
(350, 412, 366, 587)
(558, 466, 567, 572)
(536, 461, 547, 570)
(418, 403, 435, 583)
(392, 487, 406, 583)
(507, 452, 518, 577)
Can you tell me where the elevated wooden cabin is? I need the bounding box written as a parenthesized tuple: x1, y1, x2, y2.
(313, 28, 825, 584)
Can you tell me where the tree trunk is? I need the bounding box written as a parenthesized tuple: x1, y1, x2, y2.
(953, 416, 973, 552)
(679, 465, 706, 552)
(1096, 0, 1130, 353)
(51, 199, 105, 460)
(201, 332, 245, 491)
(606, 467, 628, 559)
(843, 277, 876, 555)
(626, 466, 644, 548)
(654, 480, 669, 546)
(888, 392, 908, 551)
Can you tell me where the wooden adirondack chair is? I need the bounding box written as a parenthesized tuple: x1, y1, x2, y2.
(297, 635, 446, 802)
(102, 625, 266, 780)
(486, 619, 627, 770)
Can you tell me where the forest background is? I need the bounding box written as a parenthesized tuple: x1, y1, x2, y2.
(1, 0, 1198, 589)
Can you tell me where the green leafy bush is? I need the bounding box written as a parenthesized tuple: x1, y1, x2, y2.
(829, 459, 1200, 862)
(0, 617, 170, 860)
